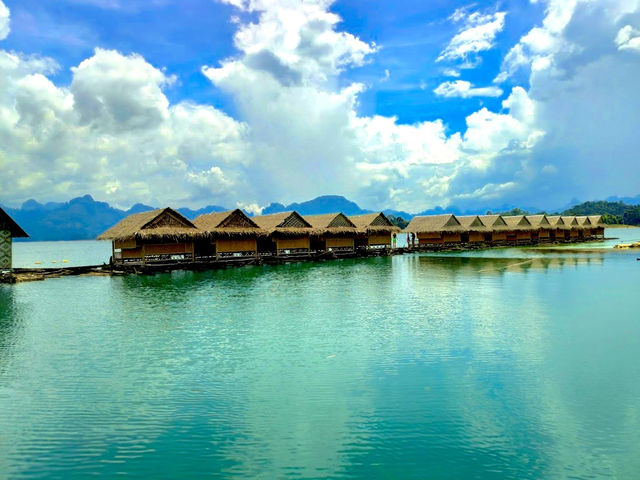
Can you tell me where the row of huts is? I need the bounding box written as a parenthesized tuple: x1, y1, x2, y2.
(404, 214, 606, 247)
(97, 207, 606, 266)
(98, 208, 397, 264)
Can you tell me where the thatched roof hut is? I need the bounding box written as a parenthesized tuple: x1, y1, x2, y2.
(588, 215, 604, 227)
(0, 207, 28, 238)
(403, 214, 463, 233)
(194, 209, 263, 237)
(575, 216, 594, 228)
(1, 207, 28, 271)
(457, 215, 489, 231)
(525, 215, 552, 229)
(349, 212, 398, 234)
(502, 215, 534, 231)
(304, 213, 357, 236)
(561, 216, 579, 228)
(98, 207, 202, 241)
(252, 211, 317, 236)
(546, 216, 568, 229)
(478, 215, 510, 231)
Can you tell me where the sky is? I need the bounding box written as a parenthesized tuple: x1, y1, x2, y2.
(0, 0, 639, 213)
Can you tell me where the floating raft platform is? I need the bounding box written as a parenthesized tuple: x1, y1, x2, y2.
(1, 238, 611, 284)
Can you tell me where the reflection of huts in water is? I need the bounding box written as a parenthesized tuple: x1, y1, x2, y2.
(502, 216, 534, 244)
(403, 214, 463, 247)
(98, 208, 202, 264)
(0, 207, 29, 271)
(477, 215, 510, 245)
(349, 213, 397, 249)
(588, 215, 605, 238)
(561, 216, 580, 240)
(545, 216, 567, 241)
(525, 215, 552, 243)
(456, 216, 489, 245)
(252, 211, 315, 256)
(194, 209, 262, 261)
(305, 213, 357, 254)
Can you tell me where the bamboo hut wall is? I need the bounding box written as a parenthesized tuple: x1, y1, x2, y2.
(115, 238, 137, 249)
(326, 237, 354, 248)
(468, 232, 484, 243)
(121, 247, 143, 259)
(144, 243, 192, 255)
(276, 237, 310, 250)
(443, 233, 462, 243)
(368, 233, 391, 246)
(569, 229, 579, 238)
(491, 231, 508, 242)
(517, 231, 532, 241)
(418, 233, 442, 244)
(0, 230, 11, 270)
(216, 238, 257, 253)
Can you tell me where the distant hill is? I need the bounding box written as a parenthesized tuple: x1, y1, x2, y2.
(1, 195, 227, 241)
(261, 195, 371, 216)
(2, 193, 638, 241)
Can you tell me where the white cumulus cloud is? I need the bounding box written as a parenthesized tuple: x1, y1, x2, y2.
(437, 10, 506, 66)
(434, 80, 503, 98)
(615, 24, 640, 52)
(0, 0, 10, 41)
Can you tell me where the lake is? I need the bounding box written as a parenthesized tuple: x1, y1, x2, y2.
(1, 228, 640, 478)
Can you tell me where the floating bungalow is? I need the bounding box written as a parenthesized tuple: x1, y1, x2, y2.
(403, 214, 463, 247)
(252, 211, 315, 256)
(575, 216, 595, 239)
(0, 207, 29, 271)
(305, 213, 358, 254)
(349, 213, 397, 249)
(545, 216, 567, 241)
(588, 215, 605, 238)
(525, 215, 552, 243)
(457, 216, 489, 245)
(502, 216, 534, 244)
(477, 215, 510, 245)
(98, 208, 202, 264)
(561, 216, 580, 241)
(194, 209, 263, 261)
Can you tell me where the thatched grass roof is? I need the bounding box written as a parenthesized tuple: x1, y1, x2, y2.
(403, 214, 463, 233)
(525, 215, 551, 229)
(478, 215, 510, 230)
(305, 213, 358, 236)
(349, 212, 399, 234)
(98, 208, 203, 241)
(252, 211, 319, 236)
(502, 215, 534, 231)
(575, 216, 594, 227)
(194, 209, 264, 237)
(561, 216, 580, 228)
(457, 215, 489, 231)
(546, 216, 569, 229)
(0, 207, 28, 238)
(588, 215, 604, 227)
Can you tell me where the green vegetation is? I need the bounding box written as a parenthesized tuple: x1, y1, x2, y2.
(486, 207, 532, 216)
(387, 214, 409, 229)
(623, 205, 640, 225)
(484, 201, 640, 225)
(561, 200, 640, 225)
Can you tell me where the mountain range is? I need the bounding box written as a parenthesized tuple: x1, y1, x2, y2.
(1, 194, 638, 241)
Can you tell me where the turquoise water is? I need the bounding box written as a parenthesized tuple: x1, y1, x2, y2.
(1, 229, 640, 478)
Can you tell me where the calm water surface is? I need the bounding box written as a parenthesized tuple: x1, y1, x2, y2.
(1, 229, 640, 478)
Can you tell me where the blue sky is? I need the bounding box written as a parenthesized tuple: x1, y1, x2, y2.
(1, 0, 639, 213)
